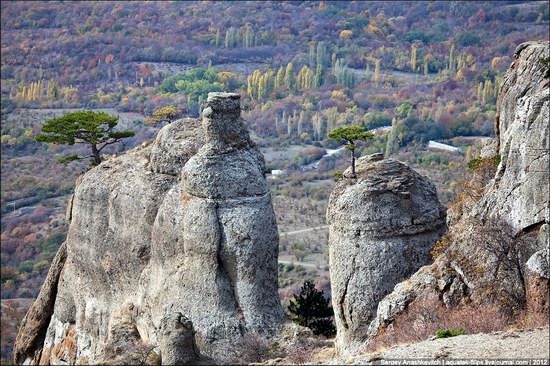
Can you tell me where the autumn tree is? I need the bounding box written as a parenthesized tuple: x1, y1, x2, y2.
(275, 66, 285, 89)
(36, 111, 135, 166)
(374, 58, 381, 83)
(145, 106, 181, 125)
(329, 125, 373, 178)
(296, 65, 314, 90)
(284, 63, 296, 91)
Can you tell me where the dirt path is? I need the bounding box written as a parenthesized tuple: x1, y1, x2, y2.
(279, 225, 329, 236)
(277, 259, 318, 269)
(337, 327, 550, 364)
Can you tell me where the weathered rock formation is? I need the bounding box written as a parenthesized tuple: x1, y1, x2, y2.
(327, 153, 447, 354)
(525, 247, 550, 318)
(14, 93, 284, 365)
(368, 41, 549, 349)
(159, 313, 199, 365)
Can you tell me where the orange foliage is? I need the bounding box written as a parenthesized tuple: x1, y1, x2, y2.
(104, 54, 115, 64)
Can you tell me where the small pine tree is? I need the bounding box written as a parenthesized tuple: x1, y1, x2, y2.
(329, 125, 373, 178)
(287, 281, 336, 337)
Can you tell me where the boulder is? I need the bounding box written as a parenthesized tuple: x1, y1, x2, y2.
(327, 156, 446, 354)
(159, 313, 199, 365)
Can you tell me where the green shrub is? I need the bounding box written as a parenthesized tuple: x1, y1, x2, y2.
(435, 328, 466, 338)
(467, 155, 500, 171)
(332, 170, 343, 180)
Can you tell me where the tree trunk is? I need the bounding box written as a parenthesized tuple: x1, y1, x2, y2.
(91, 144, 101, 165)
(350, 148, 356, 178)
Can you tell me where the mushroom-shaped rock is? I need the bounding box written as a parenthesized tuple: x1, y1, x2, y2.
(327, 155, 447, 354)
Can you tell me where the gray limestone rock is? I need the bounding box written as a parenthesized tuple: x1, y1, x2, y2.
(327, 156, 447, 354)
(15, 93, 284, 365)
(13, 242, 68, 365)
(472, 41, 549, 232)
(148, 118, 204, 176)
(526, 248, 550, 280)
(159, 313, 199, 365)
(366, 41, 549, 351)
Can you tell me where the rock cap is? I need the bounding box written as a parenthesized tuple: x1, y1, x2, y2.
(205, 92, 241, 113)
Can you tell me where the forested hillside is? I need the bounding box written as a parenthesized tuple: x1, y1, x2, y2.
(1, 2, 549, 363)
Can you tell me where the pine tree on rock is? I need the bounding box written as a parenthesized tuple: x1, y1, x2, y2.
(329, 125, 373, 178)
(36, 110, 135, 166)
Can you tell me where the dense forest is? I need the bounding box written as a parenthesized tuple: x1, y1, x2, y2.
(1, 1, 549, 362)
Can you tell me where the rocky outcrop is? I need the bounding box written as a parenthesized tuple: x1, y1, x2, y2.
(472, 41, 549, 231)
(368, 41, 549, 349)
(13, 243, 67, 365)
(148, 117, 204, 176)
(159, 313, 199, 365)
(327, 153, 447, 354)
(525, 246, 550, 317)
(14, 93, 284, 365)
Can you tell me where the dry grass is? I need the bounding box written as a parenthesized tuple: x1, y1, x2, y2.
(367, 297, 513, 353)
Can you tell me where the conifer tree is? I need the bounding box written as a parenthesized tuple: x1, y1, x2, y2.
(287, 281, 336, 337)
(36, 111, 135, 166)
(329, 125, 373, 178)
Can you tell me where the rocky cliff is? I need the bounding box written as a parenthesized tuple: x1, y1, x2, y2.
(326, 153, 447, 354)
(14, 93, 284, 365)
(367, 41, 549, 350)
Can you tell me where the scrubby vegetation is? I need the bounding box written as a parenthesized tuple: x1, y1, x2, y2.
(436, 328, 466, 338)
